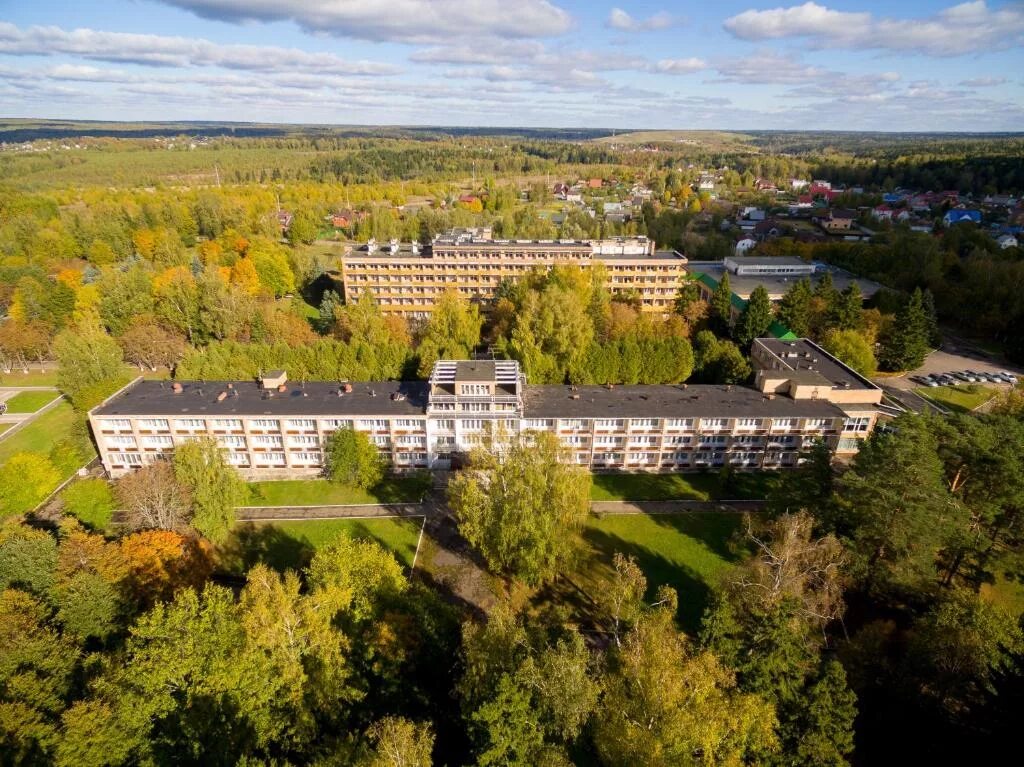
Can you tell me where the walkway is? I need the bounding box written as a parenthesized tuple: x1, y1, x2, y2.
(236, 500, 438, 521)
(591, 499, 766, 514)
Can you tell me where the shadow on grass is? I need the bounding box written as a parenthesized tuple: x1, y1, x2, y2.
(219, 523, 314, 574)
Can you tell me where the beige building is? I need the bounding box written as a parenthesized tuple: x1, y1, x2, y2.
(89, 339, 881, 479)
(340, 230, 688, 317)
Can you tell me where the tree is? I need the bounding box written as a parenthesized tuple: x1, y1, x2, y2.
(317, 289, 342, 334)
(247, 238, 296, 297)
(116, 461, 191, 532)
(921, 288, 942, 347)
(594, 588, 777, 767)
(323, 427, 386, 489)
(0, 521, 58, 594)
(777, 278, 813, 337)
(60, 478, 115, 530)
(710, 272, 734, 334)
(878, 288, 930, 372)
(52, 571, 122, 641)
(448, 431, 590, 585)
(173, 438, 245, 543)
(831, 284, 863, 331)
(360, 717, 434, 767)
(53, 316, 125, 410)
(287, 210, 320, 246)
(118, 323, 187, 371)
(693, 330, 752, 384)
(0, 453, 60, 518)
(0, 319, 51, 372)
(791, 662, 857, 767)
(117, 530, 213, 607)
(736, 285, 774, 347)
(416, 290, 482, 377)
(821, 329, 877, 377)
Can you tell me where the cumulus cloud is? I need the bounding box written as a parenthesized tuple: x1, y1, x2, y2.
(155, 0, 572, 43)
(958, 76, 1008, 86)
(0, 23, 398, 75)
(653, 58, 706, 74)
(723, 1, 1024, 56)
(607, 8, 678, 32)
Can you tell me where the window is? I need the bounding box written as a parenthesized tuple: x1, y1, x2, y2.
(631, 418, 658, 429)
(460, 384, 489, 395)
(102, 418, 131, 431)
(175, 418, 205, 430)
(564, 435, 585, 445)
(434, 419, 455, 431)
(843, 417, 871, 433)
(562, 419, 588, 430)
(358, 419, 388, 430)
(666, 435, 690, 445)
(523, 419, 552, 430)
(395, 419, 422, 429)
(321, 418, 351, 431)
(434, 436, 456, 447)
(227, 453, 250, 465)
(106, 435, 136, 448)
(372, 435, 391, 446)
(631, 435, 657, 445)
(806, 418, 830, 429)
(141, 436, 173, 448)
(460, 402, 490, 412)
(460, 419, 484, 431)
(665, 418, 693, 429)
(773, 418, 796, 430)
(286, 419, 315, 431)
(596, 418, 624, 429)
(212, 418, 242, 431)
(596, 436, 623, 446)
(251, 419, 279, 430)
(700, 418, 727, 430)
(737, 418, 761, 429)
(123, 452, 144, 466)
(138, 419, 169, 431)
(253, 435, 283, 448)
(397, 436, 425, 446)
(258, 452, 286, 465)
(700, 435, 728, 446)
(218, 435, 245, 448)
(294, 452, 322, 463)
(289, 435, 318, 446)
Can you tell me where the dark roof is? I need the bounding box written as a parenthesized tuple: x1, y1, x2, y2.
(455, 361, 496, 381)
(756, 338, 880, 392)
(523, 384, 845, 419)
(92, 379, 429, 418)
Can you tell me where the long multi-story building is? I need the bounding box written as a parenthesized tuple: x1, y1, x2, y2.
(339, 229, 688, 318)
(89, 339, 882, 479)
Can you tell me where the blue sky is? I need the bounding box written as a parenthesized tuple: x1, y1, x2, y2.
(1, 1, 1022, 130)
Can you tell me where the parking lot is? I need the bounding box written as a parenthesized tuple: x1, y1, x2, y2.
(882, 347, 1024, 392)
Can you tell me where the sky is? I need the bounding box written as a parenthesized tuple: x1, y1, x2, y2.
(0, 0, 1023, 131)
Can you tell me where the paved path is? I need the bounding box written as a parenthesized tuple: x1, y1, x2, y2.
(236, 501, 436, 521)
(591, 499, 766, 514)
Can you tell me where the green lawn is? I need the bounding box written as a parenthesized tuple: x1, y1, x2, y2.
(590, 471, 778, 502)
(0, 424, 12, 437)
(0, 369, 60, 387)
(2, 391, 60, 413)
(915, 384, 998, 413)
(220, 517, 423, 574)
(534, 512, 743, 634)
(244, 474, 433, 506)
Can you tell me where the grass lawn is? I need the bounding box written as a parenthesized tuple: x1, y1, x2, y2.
(590, 471, 778, 502)
(219, 517, 423, 574)
(532, 512, 743, 634)
(244, 474, 433, 507)
(0, 369, 61, 387)
(915, 384, 998, 413)
(3, 391, 60, 413)
(980, 552, 1024, 618)
(0, 424, 12, 437)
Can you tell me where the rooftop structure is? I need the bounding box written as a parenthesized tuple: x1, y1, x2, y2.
(723, 256, 816, 277)
(689, 261, 882, 303)
(89, 343, 882, 479)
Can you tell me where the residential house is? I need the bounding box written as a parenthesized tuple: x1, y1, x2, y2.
(735, 236, 757, 256)
(821, 208, 857, 232)
(943, 209, 982, 226)
(996, 233, 1019, 249)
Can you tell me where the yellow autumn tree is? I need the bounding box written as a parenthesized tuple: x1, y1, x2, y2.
(229, 256, 261, 295)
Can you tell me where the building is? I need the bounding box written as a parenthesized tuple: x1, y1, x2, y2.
(724, 256, 816, 277)
(735, 236, 757, 256)
(943, 209, 982, 226)
(820, 209, 856, 232)
(339, 229, 688, 318)
(996, 233, 1019, 249)
(88, 343, 883, 479)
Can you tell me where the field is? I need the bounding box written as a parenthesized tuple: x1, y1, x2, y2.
(533, 512, 743, 633)
(219, 517, 423, 574)
(2, 391, 60, 413)
(0, 369, 61, 387)
(244, 474, 432, 506)
(590, 471, 778, 502)
(915, 384, 998, 413)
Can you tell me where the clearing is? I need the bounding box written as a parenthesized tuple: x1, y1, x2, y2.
(244, 475, 432, 506)
(531, 512, 743, 634)
(914, 384, 998, 413)
(220, 517, 424, 574)
(2, 391, 60, 413)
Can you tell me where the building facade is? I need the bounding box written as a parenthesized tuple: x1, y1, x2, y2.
(339, 229, 688, 318)
(89, 340, 882, 479)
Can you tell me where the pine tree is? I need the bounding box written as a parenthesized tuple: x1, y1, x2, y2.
(737, 285, 774, 347)
(921, 288, 941, 346)
(878, 288, 930, 372)
(778, 278, 813, 337)
(832, 284, 863, 331)
(711, 272, 734, 335)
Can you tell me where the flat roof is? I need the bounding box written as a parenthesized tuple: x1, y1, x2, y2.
(92, 380, 429, 418)
(523, 383, 845, 419)
(757, 338, 880, 392)
(725, 255, 809, 267)
(689, 261, 882, 300)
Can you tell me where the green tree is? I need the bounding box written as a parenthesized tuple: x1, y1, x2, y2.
(736, 285, 774, 346)
(247, 238, 296, 297)
(173, 438, 245, 543)
(0, 522, 58, 595)
(831, 283, 863, 331)
(791, 662, 857, 767)
(777, 278, 813, 337)
(59, 478, 115, 531)
(416, 290, 482, 377)
(878, 288, 930, 372)
(710, 272, 734, 334)
(52, 571, 122, 641)
(448, 431, 590, 585)
(0, 453, 60, 518)
(286, 210, 320, 246)
(323, 427, 386, 489)
(693, 330, 752, 384)
(54, 317, 125, 410)
(821, 329, 877, 377)
(359, 717, 434, 767)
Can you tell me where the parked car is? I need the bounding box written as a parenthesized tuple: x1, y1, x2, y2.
(952, 372, 973, 382)
(999, 371, 1019, 384)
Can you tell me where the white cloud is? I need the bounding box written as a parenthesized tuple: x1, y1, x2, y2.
(723, 1, 1024, 56)
(607, 8, 677, 32)
(155, 0, 572, 43)
(712, 51, 829, 85)
(0, 23, 398, 75)
(958, 76, 1008, 86)
(653, 58, 706, 74)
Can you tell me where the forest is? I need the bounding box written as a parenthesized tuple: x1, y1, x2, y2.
(1, 128, 1024, 766)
